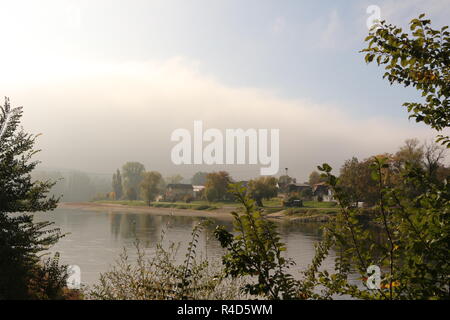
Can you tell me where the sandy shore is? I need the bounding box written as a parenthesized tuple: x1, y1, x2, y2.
(58, 202, 237, 220)
(58, 202, 333, 222)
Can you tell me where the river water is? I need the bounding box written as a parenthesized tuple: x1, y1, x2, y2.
(34, 208, 353, 288)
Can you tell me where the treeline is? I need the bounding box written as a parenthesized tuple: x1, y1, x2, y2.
(31, 139, 449, 206)
(336, 139, 449, 206)
(109, 165, 279, 206)
(31, 170, 111, 202)
(296, 138, 449, 208)
(107, 138, 449, 209)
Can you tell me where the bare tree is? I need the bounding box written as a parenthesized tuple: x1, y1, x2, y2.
(422, 141, 446, 178)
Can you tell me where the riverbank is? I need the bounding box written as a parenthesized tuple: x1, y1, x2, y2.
(58, 202, 336, 222)
(266, 210, 336, 222)
(58, 202, 236, 220)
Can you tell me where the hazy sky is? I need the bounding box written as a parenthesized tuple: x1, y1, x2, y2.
(0, 0, 449, 181)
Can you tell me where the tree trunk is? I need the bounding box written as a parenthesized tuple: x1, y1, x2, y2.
(256, 198, 263, 207)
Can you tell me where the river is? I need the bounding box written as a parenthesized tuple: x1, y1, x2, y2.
(34, 208, 354, 289)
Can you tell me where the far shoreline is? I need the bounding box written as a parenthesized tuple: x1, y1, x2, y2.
(58, 202, 237, 220)
(57, 202, 335, 222)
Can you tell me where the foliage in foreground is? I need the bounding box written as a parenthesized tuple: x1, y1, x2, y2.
(211, 162, 448, 300)
(303, 159, 449, 300)
(89, 225, 250, 300)
(0, 98, 70, 300)
(362, 14, 450, 146)
(288, 14, 450, 300)
(214, 184, 307, 300)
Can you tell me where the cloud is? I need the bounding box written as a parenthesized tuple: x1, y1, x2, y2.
(270, 16, 287, 35)
(309, 9, 351, 50)
(319, 9, 342, 48)
(0, 57, 439, 180)
(378, 0, 450, 27)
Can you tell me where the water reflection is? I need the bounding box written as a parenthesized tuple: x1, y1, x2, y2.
(35, 208, 339, 287)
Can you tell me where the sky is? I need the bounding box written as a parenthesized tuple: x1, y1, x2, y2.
(0, 0, 449, 181)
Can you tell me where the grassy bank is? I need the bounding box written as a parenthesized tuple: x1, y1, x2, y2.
(94, 198, 340, 216)
(94, 200, 219, 211)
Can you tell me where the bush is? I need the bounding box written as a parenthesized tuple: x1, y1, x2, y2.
(89, 224, 249, 300)
(214, 183, 308, 299)
(27, 253, 73, 300)
(307, 160, 450, 299)
(184, 195, 194, 203)
(125, 187, 138, 201)
(194, 205, 211, 210)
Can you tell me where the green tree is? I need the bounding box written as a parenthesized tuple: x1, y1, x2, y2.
(122, 162, 145, 199)
(126, 187, 138, 201)
(363, 14, 450, 146)
(312, 159, 450, 299)
(308, 170, 326, 186)
(112, 169, 123, 200)
(140, 171, 163, 205)
(191, 171, 208, 186)
(247, 176, 278, 207)
(277, 175, 292, 192)
(32, 171, 65, 200)
(0, 98, 68, 299)
(65, 171, 95, 202)
(422, 141, 447, 181)
(214, 184, 303, 299)
(166, 174, 183, 184)
(394, 138, 424, 169)
(390, 139, 427, 198)
(300, 188, 313, 200)
(301, 15, 450, 300)
(338, 157, 379, 206)
(204, 171, 232, 202)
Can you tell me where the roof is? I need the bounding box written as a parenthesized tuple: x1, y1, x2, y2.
(312, 183, 330, 193)
(167, 184, 193, 189)
(288, 183, 310, 187)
